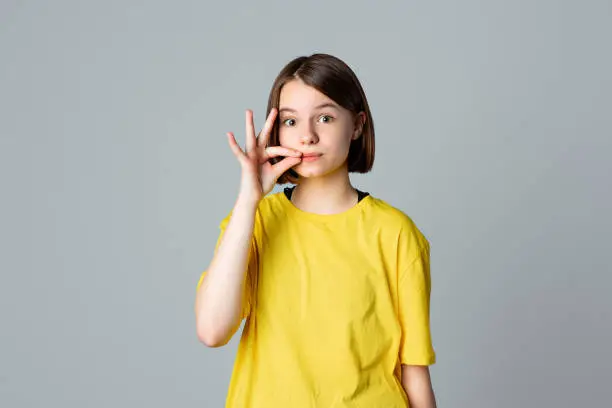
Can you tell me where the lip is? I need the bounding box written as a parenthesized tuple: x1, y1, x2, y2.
(301, 153, 322, 162)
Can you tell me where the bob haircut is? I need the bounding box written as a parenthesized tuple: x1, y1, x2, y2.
(266, 53, 375, 185)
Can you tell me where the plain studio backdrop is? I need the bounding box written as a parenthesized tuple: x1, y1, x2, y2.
(1, 1, 610, 407)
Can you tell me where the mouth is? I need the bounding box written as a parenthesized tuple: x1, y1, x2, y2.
(301, 153, 322, 162)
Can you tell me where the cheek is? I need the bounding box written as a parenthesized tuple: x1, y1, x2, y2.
(278, 127, 299, 146)
(330, 129, 354, 151)
(277, 128, 288, 146)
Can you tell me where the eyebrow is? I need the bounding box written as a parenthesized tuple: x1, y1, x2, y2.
(278, 102, 340, 114)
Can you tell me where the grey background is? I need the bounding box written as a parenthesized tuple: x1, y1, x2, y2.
(1, 1, 610, 407)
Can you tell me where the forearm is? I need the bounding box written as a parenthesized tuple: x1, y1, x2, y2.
(195, 196, 258, 347)
(401, 365, 437, 408)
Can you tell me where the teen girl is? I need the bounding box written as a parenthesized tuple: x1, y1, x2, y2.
(195, 53, 437, 408)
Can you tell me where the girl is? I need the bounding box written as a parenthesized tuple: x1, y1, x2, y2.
(195, 53, 437, 408)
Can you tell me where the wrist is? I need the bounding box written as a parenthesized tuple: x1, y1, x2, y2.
(234, 194, 260, 212)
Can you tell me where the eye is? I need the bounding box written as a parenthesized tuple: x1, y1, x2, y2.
(282, 118, 296, 127)
(318, 115, 333, 123)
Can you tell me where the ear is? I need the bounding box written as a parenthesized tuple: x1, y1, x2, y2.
(352, 111, 366, 140)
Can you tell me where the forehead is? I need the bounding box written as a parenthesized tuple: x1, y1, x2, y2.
(279, 80, 336, 110)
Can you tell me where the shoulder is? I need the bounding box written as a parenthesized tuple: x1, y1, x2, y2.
(216, 191, 286, 232)
(259, 190, 287, 210)
(366, 195, 430, 256)
(253, 190, 288, 220)
(368, 196, 426, 235)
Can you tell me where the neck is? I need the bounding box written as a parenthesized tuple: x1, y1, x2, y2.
(290, 165, 358, 215)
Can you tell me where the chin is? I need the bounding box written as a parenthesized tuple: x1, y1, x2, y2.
(293, 164, 323, 178)
(293, 161, 343, 179)
(293, 168, 322, 178)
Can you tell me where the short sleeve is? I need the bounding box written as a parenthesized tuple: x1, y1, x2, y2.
(195, 210, 259, 320)
(398, 243, 436, 365)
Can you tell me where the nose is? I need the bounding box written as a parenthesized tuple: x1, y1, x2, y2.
(300, 123, 318, 145)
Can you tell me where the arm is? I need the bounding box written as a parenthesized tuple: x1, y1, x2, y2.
(194, 196, 258, 347)
(401, 364, 437, 408)
(194, 108, 302, 347)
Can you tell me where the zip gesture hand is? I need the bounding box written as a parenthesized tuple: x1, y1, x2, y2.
(227, 108, 302, 205)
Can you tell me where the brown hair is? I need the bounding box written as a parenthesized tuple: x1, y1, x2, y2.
(266, 53, 375, 185)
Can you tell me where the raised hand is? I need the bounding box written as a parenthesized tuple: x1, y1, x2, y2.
(226, 108, 302, 205)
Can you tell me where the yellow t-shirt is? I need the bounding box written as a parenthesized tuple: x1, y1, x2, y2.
(196, 190, 436, 407)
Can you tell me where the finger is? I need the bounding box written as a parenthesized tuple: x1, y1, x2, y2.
(261, 146, 302, 162)
(257, 108, 278, 147)
(272, 156, 302, 178)
(245, 109, 256, 154)
(226, 132, 246, 163)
